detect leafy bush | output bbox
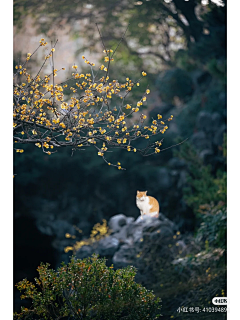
[14,255,161,320]
[132,227,226,319]
[174,139,226,217]
[196,204,226,249]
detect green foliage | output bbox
[174,140,226,216]
[14,255,161,320]
[196,204,226,248]
[134,228,226,319]
[174,136,226,250]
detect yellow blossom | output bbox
[142,71,147,76]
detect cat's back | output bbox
[148,196,159,213]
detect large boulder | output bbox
[112,244,137,269]
[108,214,129,233]
[97,236,120,256]
[196,111,213,133]
[191,131,212,151]
[74,213,180,271]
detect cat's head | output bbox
[136,190,147,200]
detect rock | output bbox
[111,225,128,243]
[127,216,157,244]
[177,170,188,189]
[112,244,136,269]
[199,149,214,164]
[175,240,187,253]
[213,124,226,146]
[142,220,162,233]
[74,212,178,270]
[150,226,174,241]
[170,170,180,186]
[211,112,223,132]
[108,214,127,233]
[168,157,187,169]
[127,220,143,243]
[196,111,212,133]
[126,217,135,224]
[158,213,176,230]
[97,236,120,256]
[191,131,212,151]
[75,245,95,260]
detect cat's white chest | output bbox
[136,196,151,214]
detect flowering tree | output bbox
[13,32,175,170]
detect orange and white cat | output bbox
[136,191,159,218]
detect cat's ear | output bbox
[145,191,147,195]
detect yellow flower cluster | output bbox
[39,38,48,46]
[13,39,174,168]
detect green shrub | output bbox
[174,139,226,217]
[14,255,161,320]
[196,204,226,249]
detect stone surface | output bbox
[97,236,120,256]
[112,244,136,269]
[108,214,127,233]
[196,111,213,133]
[213,124,226,146]
[75,245,95,260]
[211,112,223,132]
[191,131,212,150]
[168,157,187,169]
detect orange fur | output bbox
[136,191,159,218]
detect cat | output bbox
[136,190,159,219]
